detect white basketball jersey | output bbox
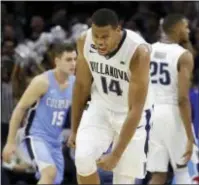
[84,29,153,112]
[150,42,187,105]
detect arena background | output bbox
[1,1,199,184]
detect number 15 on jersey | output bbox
[52,111,65,127]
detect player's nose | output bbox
[72,61,76,67]
[96,39,105,47]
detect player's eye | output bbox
[102,35,109,39]
[66,58,72,62]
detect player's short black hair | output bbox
[162,14,185,34]
[91,8,119,28]
[54,43,76,57]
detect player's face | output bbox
[91,24,120,56]
[56,51,77,75]
[179,19,190,42]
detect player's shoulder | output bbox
[126,29,151,53]
[169,42,186,51]
[172,43,190,62]
[179,49,193,63]
[174,43,187,52]
[152,42,187,54]
[30,71,49,90]
[125,29,147,44]
[152,41,160,47]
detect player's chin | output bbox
[181,36,189,43]
[68,69,75,75]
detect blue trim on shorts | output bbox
[25,137,39,171]
[144,108,152,156]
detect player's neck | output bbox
[54,69,69,85]
[109,30,123,54]
[160,33,180,44]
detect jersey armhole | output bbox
[127,42,150,71]
[41,72,50,96]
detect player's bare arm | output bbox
[178,51,194,162]
[7,75,48,144]
[3,74,48,163]
[71,35,93,135]
[112,44,151,159]
[180,41,195,57]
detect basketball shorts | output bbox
[75,101,153,178]
[17,132,64,184]
[147,104,189,172]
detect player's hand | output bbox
[2,143,17,163]
[183,139,193,163]
[67,132,76,148]
[96,153,120,171]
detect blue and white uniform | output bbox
[18,70,75,184]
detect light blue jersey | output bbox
[24,70,75,146]
[21,70,75,184]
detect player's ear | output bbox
[116,25,121,33]
[54,56,60,64]
[172,25,179,36]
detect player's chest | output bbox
[47,86,72,99]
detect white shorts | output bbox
[75,101,153,178]
[147,104,188,172]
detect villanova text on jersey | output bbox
[89,61,129,82]
[25,70,75,146]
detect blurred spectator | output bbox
[2,22,24,44]
[51,9,68,30]
[126,11,159,43]
[1,64,15,149]
[29,16,45,41]
[13,2,26,26]
[3,24,16,41]
[2,40,15,57]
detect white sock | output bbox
[174,167,192,184]
[113,173,135,184]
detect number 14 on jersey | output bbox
[100,76,123,96]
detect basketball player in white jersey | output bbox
[68,8,154,184]
[147,14,195,184]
